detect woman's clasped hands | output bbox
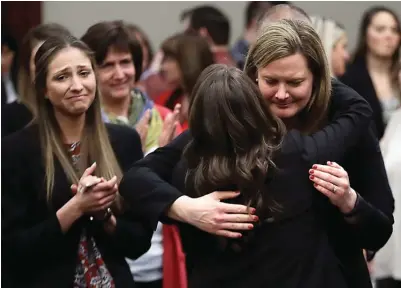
[70,162,118,219]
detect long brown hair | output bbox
[352,6,401,93]
[184,64,285,213]
[34,35,123,211]
[161,32,214,110]
[245,19,332,133]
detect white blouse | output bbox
[373,109,401,281]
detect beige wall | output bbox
[43,1,401,52]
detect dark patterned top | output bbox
[65,142,115,288]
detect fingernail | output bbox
[312,165,317,169]
[327,161,332,165]
[253,216,259,221]
[92,162,96,167]
[314,183,318,187]
[309,169,314,174]
[248,224,254,229]
[251,208,256,214]
[309,175,314,179]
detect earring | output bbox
[255,78,259,82]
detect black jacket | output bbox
[340,57,386,139]
[2,123,153,288]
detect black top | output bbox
[1,123,153,288]
[119,79,394,287]
[1,100,33,138]
[340,57,386,139]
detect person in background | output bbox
[1,27,20,138]
[311,16,350,77]
[2,23,72,138]
[373,61,401,288]
[1,27,19,106]
[256,3,311,28]
[2,34,152,288]
[231,1,289,69]
[340,6,401,139]
[156,32,215,130]
[81,20,183,288]
[138,5,233,104]
[180,8,193,31]
[187,5,235,66]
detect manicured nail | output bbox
[312,165,317,169]
[314,183,318,187]
[309,175,314,179]
[309,169,314,174]
[248,224,254,229]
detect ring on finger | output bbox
[332,184,337,193]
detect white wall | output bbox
[43,1,401,52]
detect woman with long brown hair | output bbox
[340,6,401,140]
[2,34,152,287]
[156,32,214,130]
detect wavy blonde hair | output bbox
[244,19,332,133]
[34,35,124,212]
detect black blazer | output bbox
[340,57,386,139]
[1,123,153,288]
[119,79,394,287]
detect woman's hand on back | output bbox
[168,191,259,238]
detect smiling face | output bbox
[97,47,136,102]
[45,46,96,116]
[257,53,314,120]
